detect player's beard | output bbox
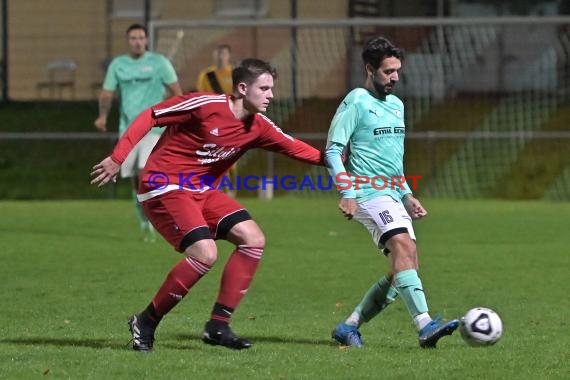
[373,79,395,98]
[130,45,146,58]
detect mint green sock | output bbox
[353,276,399,324]
[394,269,429,318]
[386,285,399,303]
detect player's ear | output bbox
[365,63,375,77]
[237,82,247,96]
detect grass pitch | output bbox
[0,198,568,379]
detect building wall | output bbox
[9,1,106,100]
[8,0,348,100]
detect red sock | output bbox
[151,256,211,316]
[211,246,263,322]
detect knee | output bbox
[242,230,266,248]
[185,239,218,266]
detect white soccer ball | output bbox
[460,307,503,346]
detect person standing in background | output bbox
[196,44,238,196]
[196,44,233,95]
[94,23,182,242]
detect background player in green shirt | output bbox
[94,24,182,241]
[326,36,459,348]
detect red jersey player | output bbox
[91,59,323,352]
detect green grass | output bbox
[0,198,569,379]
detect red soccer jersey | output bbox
[110,93,323,198]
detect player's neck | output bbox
[229,97,253,120]
[365,84,386,101]
[129,51,146,60]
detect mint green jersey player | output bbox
[103,51,178,136]
[329,37,459,351]
[326,87,412,203]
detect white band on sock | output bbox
[345,311,360,327]
[414,312,432,331]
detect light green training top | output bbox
[326,88,413,203]
[103,51,178,136]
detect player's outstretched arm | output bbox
[256,117,323,165]
[265,136,324,166]
[109,108,158,164]
[90,157,120,187]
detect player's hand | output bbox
[403,194,427,220]
[339,198,357,220]
[94,116,107,132]
[90,156,119,187]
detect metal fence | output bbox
[1,16,569,200]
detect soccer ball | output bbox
[460,307,503,346]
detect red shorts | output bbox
[141,190,251,252]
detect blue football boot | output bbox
[331,322,363,348]
[418,316,459,348]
